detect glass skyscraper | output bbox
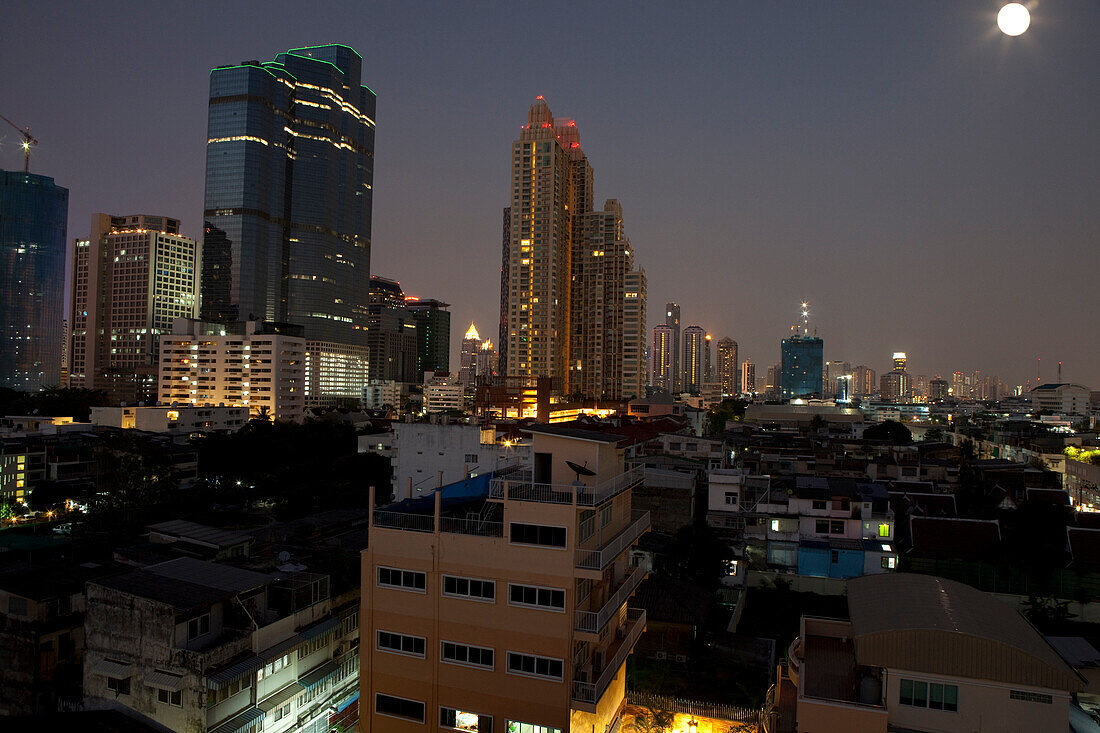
[202,44,375,346]
[0,170,68,391]
[780,334,824,398]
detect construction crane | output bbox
[0,114,38,172]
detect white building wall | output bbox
[390,423,530,500]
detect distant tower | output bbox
[459,324,482,385]
[682,326,707,393]
[741,360,756,396]
[716,338,739,396]
[650,325,674,392]
[665,303,681,391]
[779,302,823,398]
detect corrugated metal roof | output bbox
[257,682,304,712]
[209,706,264,733]
[298,615,340,640]
[206,655,263,688]
[145,670,185,691]
[297,659,339,690]
[146,557,274,593]
[92,658,132,677]
[147,520,252,548]
[848,574,1085,692]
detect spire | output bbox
[464,323,480,341]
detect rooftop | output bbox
[147,519,252,549]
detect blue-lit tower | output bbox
[0,170,68,391]
[780,302,823,399]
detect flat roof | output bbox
[524,425,627,444]
[148,519,252,549]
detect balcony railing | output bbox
[574,565,646,634]
[489,465,644,507]
[372,510,433,533]
[576,511,650,571]
[438,516,504,537]
[572,608,646,706]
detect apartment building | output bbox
[158,319,305,421]
[84,557,358,733]
[707,472,896,579]
[89,405,249,434]
[361,426,650,732]
[777,573,1085,732]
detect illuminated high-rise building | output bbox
[741,360,756,396]
[69,214,197,404]
[502,97,591,393]
[893,352,908,372]
[650,325,673,392]
[622,269,647,399]
[405,297,451,380]
[363,277,417,385]
[682,326,707,393]
[502,98,645,399]
[824,360,852,397]
[0,170,68,392]
[716,338,738,396]
[202,44,374,400]
[459,323,482,386]
[665,303,681,391]
[929,377,949,402]
[852,365,877,398]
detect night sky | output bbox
[3,1,1097,387]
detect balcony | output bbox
[571,608,646,712]
[574,565,646,635]
[489,465,644,507]
[576,511,650,572]
[371,507,505,538]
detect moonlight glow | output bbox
[998,3,1030,36]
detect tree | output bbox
[628,707,674,733]
[808,414,827,432]
[705,398,747,436]
[863,420,912,444]
[0,500,17,520]
[662,523,734,589]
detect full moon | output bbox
[998,3,1030,36]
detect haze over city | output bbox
[2,0,1097,384]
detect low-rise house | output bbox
[778,573,1086,732]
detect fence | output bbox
[626,691,762,724]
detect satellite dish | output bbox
[277,551,291,563]
[566,460,596,482]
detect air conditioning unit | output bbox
[654,651,667,660]
[675,655,687,663]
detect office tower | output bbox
[622,269,647,399]
[650,325,673,392]
[741,360,756,396]
[704,333,713,383]
[0,170,68,391]
[780,335,824,398]
[159,319,305,420]
[405,298,451,380]
[475,338,498,382]
[459,324,482,386]
[665,302,681,390]
[60,320,69,386]
[952,371,967,399]
[824,360,851,398]
[929,377,949,402]
[765,364,779,397]
[879,371,911,402]
[681,326,707,393]
[502,97,592,393]
[364,276,417,385]
[913,374,929,400]
[361,427,649,732]
[572,200,646,400]
[717,338,738,396]
[202,44,374,399]
[69,214,198,404]
[851,365,876,398]
[892,352,907,372]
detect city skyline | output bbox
[2,2,1097,386]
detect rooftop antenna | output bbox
[1058,361,1062,382]
[0,114,38,172]
[1036,357,1041,384]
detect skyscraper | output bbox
[665,302,681,391]
[0,170,68,391]
[572,200,646,399]
[780,335,824,398]
[682,325,707,393]
[404,298,451,380]
[824,360,852,398]
[853,365,877,398]
[716,338,739,396]
[622,269,647,399]
[502,97,591,392]
[459,324,482,386]
[892,352,907,372]
[502,98,645,399]
[70,214,198,403]
[364,276,417,384]
[741,360,756,396]
[650,325,673,392]
[202,44,375,398]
